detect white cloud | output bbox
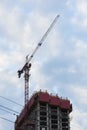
[0,1,87,130]
[63,84,87,112]
[66,0,73,9]
[73,39,87,59]
[0,120,4,130]
[0,3,22,38]
[71,16,87,30]
[71,107,87,130]
[71,86,87,104]
[76,0,87,16]
[5,8,22,38]
[46,31,61,58]
[31,61,49,90]
[71,0,87,30]
[64,38,87,75]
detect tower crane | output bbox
[18,14,60,106]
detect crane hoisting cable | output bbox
[18,14,60,105]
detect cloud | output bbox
[66,0,74,9]
[0,0,87,130]
[0,120,4,130]
[71,108,87,130]
[76,0,87,16]
[69,85,87,105]
[0,2,22,38]
[71,0,87,30]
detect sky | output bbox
[0,0,87,130]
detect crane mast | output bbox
[18,14,60,106]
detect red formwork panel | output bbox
[49,96,60,106]
[60,99,71,110]
[38,92,49,103]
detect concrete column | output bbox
[37,102,40,130]
[57,107,59,130]
[46,103,49,130]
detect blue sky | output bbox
[0,0,87,130]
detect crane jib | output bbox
[27,15,60,63]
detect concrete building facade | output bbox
[15,91,72,130]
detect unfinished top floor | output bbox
[15,90,72,130]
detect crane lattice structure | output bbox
[18,14,60,105]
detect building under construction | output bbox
[15,15,72,130]
[15,90,72,130]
